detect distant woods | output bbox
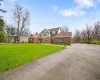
[73,21,100,44]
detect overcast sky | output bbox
[2,0,100,34]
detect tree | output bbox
[13,4,30,42]
[0,18,4,30]
[0,18,5,42]
[85,25,94,43]
[0,0,6,43]
[62,25,69,32]
[5,24,17,43]
[0,0,6,18]
[21,28,30,36]
[0,30,5,42]
[93,21,100,40]
[80,29,86,41]
[73,21,100,44]
[73,29,80,42]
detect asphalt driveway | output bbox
[1,44,100,80]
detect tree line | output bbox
[0,0,30,43]
[73,21,100,44]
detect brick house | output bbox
[53,32,72,45]
[39,27,63,43]
[29,27,72,45]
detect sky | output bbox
[1,0,100,34]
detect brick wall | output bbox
[53,37,71,45]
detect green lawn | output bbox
[0,43,64,73]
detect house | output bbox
[39,27,63,43]
[53,32,72,45]
[28,33,40,43]
[29,27,72,45]
[33,32,40,43]
[10,35,29,43]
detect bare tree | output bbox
[62,25,69,32]
[93,21,100,40]
[21,28,30,36]
[85,25,94,43]
[73,29,80,42]
[80,29,86,41]
[73,21,100,44]
[13,4,30,42]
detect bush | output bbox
[79,40,100,45]
[91,40,100,44]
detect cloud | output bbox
[60,0,96,17]
[75,0,95,8]
[61,8,86,17]
[52,5,58,12]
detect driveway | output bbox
[1,44,100,80]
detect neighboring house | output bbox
[28,34,34,43]
[20,36,29,43]
[10,35,29,43]
[28,33,40,43]
[39,27,63,43]
[33,33,39,43]
[53,32,72,45]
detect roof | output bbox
[48,27,61,33]
[54,32,72,38]
[40,27,61,34]
[29,33,39,39]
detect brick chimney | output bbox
[36,32,38,35]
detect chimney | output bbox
[36,32,38,35]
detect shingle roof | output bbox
[54,32,72,38]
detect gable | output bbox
[58,28,62,34]
[42,29,49,34]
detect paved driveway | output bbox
[1,44,100,80]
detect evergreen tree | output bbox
[0,0,6,42]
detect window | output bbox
[60,38,63,42]
[52,30,56,34]
[44,33,46,36]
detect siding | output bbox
[20,37,29,42]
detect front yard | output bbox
[0,43,64,73]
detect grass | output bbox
[0,43,64,73]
